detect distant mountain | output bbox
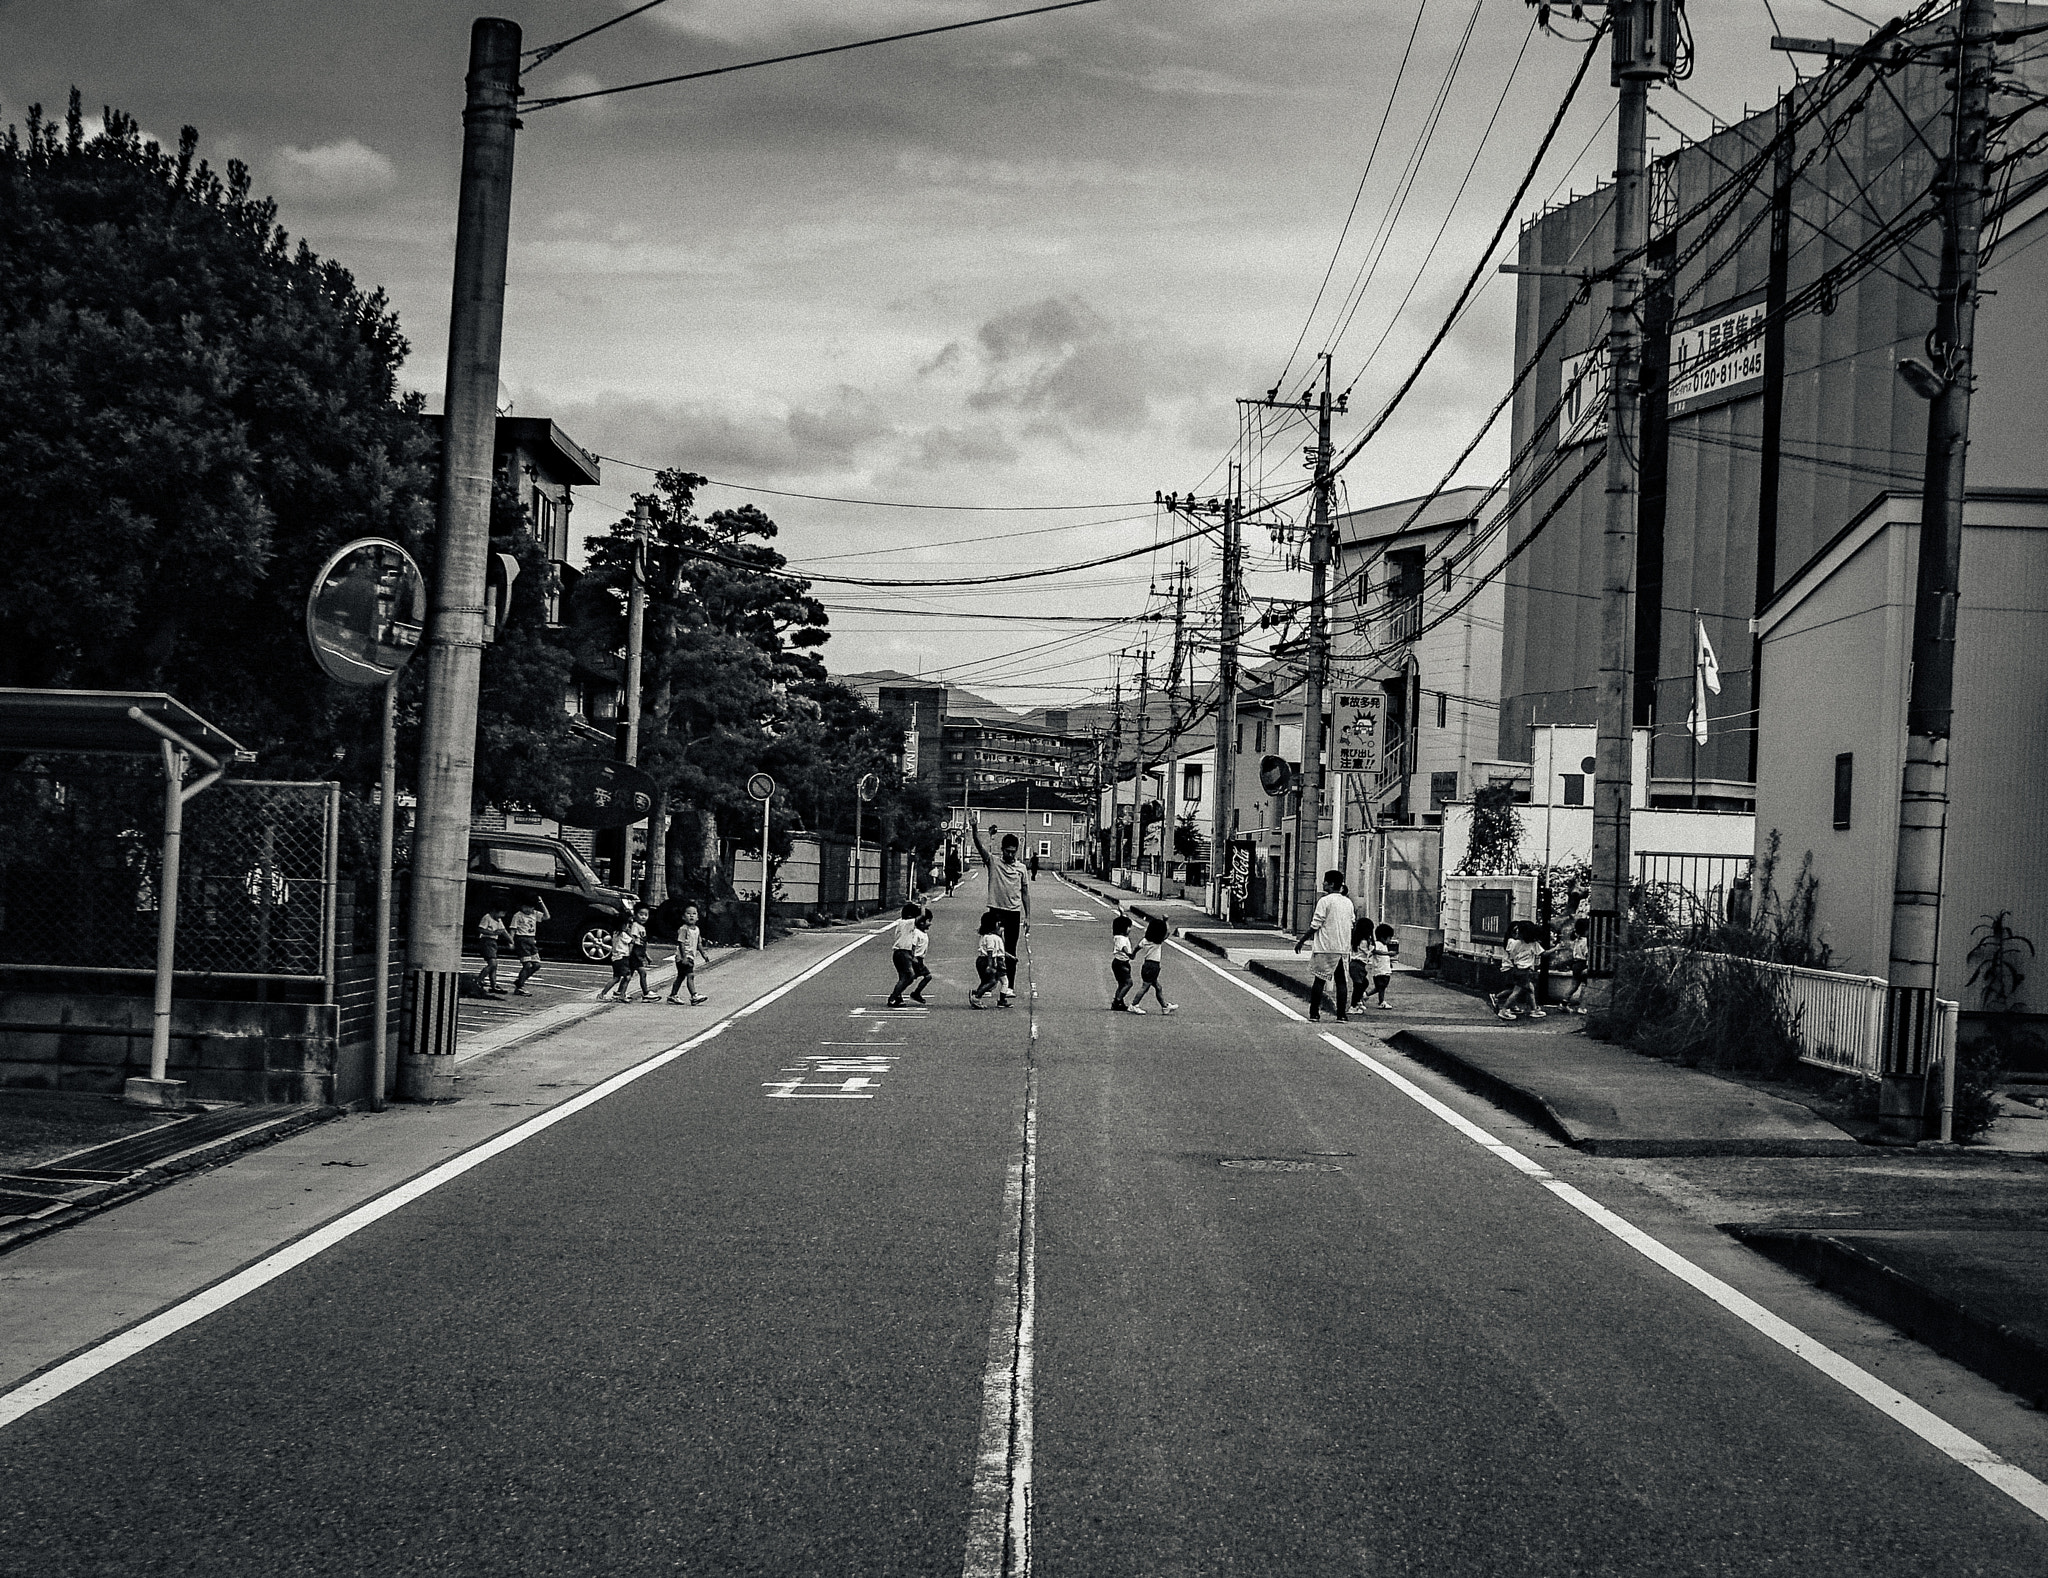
[838,669,1015,721]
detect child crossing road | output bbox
[1108,914,1136,1011]
[969,910,1010,1008]
[1129,914,1176,1014]
[884,903,929,1008]
[665,903,712,1005]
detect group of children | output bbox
[880,901,1019,1010]
[473,900,713,1006]
[1107,912,1176,1014]
[1489,916,1591,1020]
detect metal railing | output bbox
[1676,953,1957,1084]
[1634,851,1753,925]
[1375,732,1408,798]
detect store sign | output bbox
[1332,691,1385,774]
[1668,296,1767,418]
[1228,844,1252,900]
[1557,346,1608,450]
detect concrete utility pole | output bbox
[1882,0,1997,1141]
[404,16,521,1100]
[608,496,650,893]
[1213,475,1243,920]
[1587,0,1674,961]
[1292,354,1336,934]
[1107,659,1125,873]
[1132,645,1151,885]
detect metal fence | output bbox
[0,769,339,982]
[1634,851,1753,926]
[1667,952,1957,1084]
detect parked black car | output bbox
[464,832,638,961]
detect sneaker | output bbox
[1486,991,1502,1013]
[1335,1014,1348,1023]
[1128,1005,1147,1014]
[1526,1009,1548,1019]
[1497,1009,1519,1021]
[513,989,531,996]
[1111,1002,1128,1012]
[1309,1013,1322,1023]
[1164,1004,1177,1015]
[690,995,709,1005]
[970,995,986,1009]
[1377,1001,1393,1010]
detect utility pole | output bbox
[1132,644,1152,887]
[1107,659,1125,874]
[1213,472,1242,921]
[1294,354,1336,934]
[1583,0,1675,968]
[1882,0,1997,1142]
[607,495,650,893]
[404,16,521,1101]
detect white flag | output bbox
[1686,614,1721,745]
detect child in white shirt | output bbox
[1109,914,1136,1011]
[969,911,1009,1008]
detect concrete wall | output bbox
[1755,499,2048,992]
[0,992,337,1105]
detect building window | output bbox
[1833,753,1853,830]
[1436,690,1448,729]
[1430,771,1457,810]
[1561,773,1585,807]
[1182,763,1203,803]
[1043,812,1052,827]
[1256,720,1267,753]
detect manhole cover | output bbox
[1219,1158,1344,1173]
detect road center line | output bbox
[1311,1030,2048,1526]
[0,926,882,1434]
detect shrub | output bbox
[1590,946,1804,1077]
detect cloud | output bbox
[656,0,979,48]
[269,138,396,202]
[545,386,898,480]
[958,294,1183,437]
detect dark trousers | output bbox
[974,956,1003,997]
[1308,967,1348,1019]
[1111,958,1133,1006]
[992,908,1021,985]
[888,948,930,1004]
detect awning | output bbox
[0,688,248,768]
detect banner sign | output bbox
[1332,691,1385,774]
[1557,346,1608,450]
[1228,843,1252,901]
[1668,294,1767,418]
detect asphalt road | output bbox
[4,883,2048,1575]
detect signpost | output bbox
[853,771,879,918]
[748,772,775,950]
[306,537,426,1112]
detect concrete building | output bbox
[1333,485,1502,827]
[1500,20,2048,807]
[1751,490,2048,999]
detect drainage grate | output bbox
[1219,1158,1345,1173]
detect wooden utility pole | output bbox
[404,16,521,1101]
[1132,645,1152,884]
[1882,0,1998,1141]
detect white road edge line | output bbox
[0,927,883,1434]
[1314,1030,2048,1526]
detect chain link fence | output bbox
[0,768,339,981]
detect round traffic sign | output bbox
[306,538,427,688]
[747,772,775,802]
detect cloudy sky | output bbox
[7,0,1857,710]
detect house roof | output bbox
[1334,484,1491,549]
[421,414,602,487]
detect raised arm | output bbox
[970,818,993,864]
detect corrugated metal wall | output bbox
[1499,8,2048,793]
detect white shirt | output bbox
[1309,893,1356,956]
[911,928,929,959]
[890,917,920,949]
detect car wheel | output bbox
[577,922,614,962]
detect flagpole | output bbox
[1691,610,1701,809]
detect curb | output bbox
[1382,1027,1582,1147]
[0,1104,343,1258]
[1728,1226,2048,1409]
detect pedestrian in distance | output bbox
[508,894,548,994]
[908,909,933,1004]
[1557,918,1590,1014]
[1028,850,1041,880]
[970,823,1031,1006]
[1130,913,1176,1014]
[1293,869,1354,1022]
[969,909,1009,1008]
[1489,920,1546,1020]
[885,902,926,1007]
[1108,913,1136,1010]
[944,842,962,897]
[666,902,712,1005]
[476,905,510,996]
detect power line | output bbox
[526,0,671,66]
[596,455,1146,511]
[522,0,1109,111]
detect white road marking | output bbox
[0,926,882,1434]
[1312,1031,2048,1526]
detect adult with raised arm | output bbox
[971,820,1031,1006]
